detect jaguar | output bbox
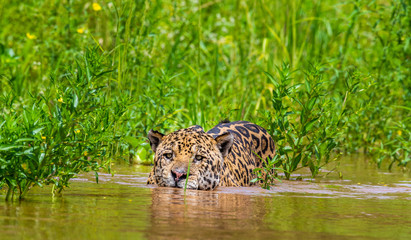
[147,121,276,190]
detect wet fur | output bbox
[147,121,276,190]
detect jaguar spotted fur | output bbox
[147,121,276,190]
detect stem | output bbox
[184,159,192,193]
[20,182,33,200]
[52,184,55,198]
[18,184,22,200]
[11,187,15,201]
[5,185,12,201]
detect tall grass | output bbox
[0,0,409,197]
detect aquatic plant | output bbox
[251,155,282,190]
[256,63,348,180]
[0,47,128,200]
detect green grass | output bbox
[0,0,409,198]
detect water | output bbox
[1,157,410,239]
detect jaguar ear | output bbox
[187,125,205,133]
[214,132,234,158]
[148,130,164,152]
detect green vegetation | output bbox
[251,155,282,189]
[0,47,122,200]
[0,0,409,198]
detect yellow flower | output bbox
[58,97,63,103]
[21,163,28,170]
[75,129,80,134]
[397,130,402,136]
[26,33,37,40]
[41,136,46,140]
[84,151,88,156]
[92,3,102,11]
[77,28,85,34]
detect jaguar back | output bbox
[207,121,276,187]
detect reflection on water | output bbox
[148,188,264,239]
[0,157,410,240]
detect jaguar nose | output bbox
[171,170,187,182]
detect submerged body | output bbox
[147,121,276,190]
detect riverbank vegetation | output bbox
[0,0,409,198]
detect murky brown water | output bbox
[1,156,410,239]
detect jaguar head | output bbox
[148,126,233,190]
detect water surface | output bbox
[1,157,410,239]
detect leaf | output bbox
[305,79,311,92]
[289,83,303,92]
[0,157,7,165]
[393,105,411,111]
[95,69,115,78]
[292,96,304,109]
[15,138,37,143]
[314,145,321,160]
[282,146,293,152]
[304,117,319,133]
[95,171,99,184]
[301,154,310,167]
[38,153,45,165]
[73,93,79,108]
[263,71,279,87]
[285,134,295,148]
[84,55,92,82]
[0,120,6,129]
[123,136,141,148]
[5,177,17,186]
[250,178,260,183]
[291,153,302,171]
[306,97,317,111]
[32,126,45,135]
[0,145,25,151]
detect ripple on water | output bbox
[1,158,410,240]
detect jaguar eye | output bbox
[164,153,173,159]
[194,155,204,161]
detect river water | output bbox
[1,157,410,239]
